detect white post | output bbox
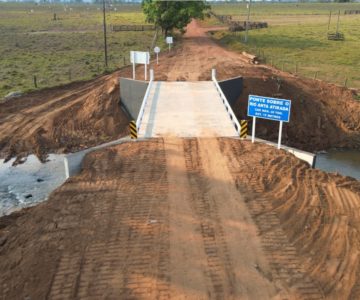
[278,121,283,149]
[150,69,154,81]
[64,157,70,179]
[156,53,159,65]
[131,51,135,79]
[252,117,256,143]
[211,69,216,81]
[145,63,147,81]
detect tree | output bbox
[142,0,210,36]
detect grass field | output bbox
[205,3,360,89]
[0,3,162,98]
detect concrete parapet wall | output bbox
[218,76,243,106]
[249,137,316,167]
[120,78,149,120]
[64,137,147,178]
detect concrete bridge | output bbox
[138,81,238,138]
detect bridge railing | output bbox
[211,69,241,136]
[136,69,154,132]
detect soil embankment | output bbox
[1,138,360,298]
[0,72,130,163]
[0,20,359,162]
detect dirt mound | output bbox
[219,138,360,299]
[0,70,131,163]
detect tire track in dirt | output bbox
[183,138,236,299]
[219,138,325,299]
[8,139,172,300]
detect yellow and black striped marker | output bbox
[129,120,137,139]
[240,120,248,138]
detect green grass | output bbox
[0,3,164,98]
[206,3,360,89]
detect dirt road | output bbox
[3,138,348,299]
[2,138,359,298]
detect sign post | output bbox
[166,36,173,51]
[130,51,150,80]
[247,95,291,149]
[278,121,283,149]
[154,46,160,65]
[252,117,256,143]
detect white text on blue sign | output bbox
[247,95,291,122]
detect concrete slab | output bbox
[138,81,238,138]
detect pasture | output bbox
[206,3,360,89]
[0,3,158,98]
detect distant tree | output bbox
[142,0,210,36]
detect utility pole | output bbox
[327,10,332,31]
[336,9,340,34]
[245,0,252,43]
[102,0,108,68]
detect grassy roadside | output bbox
[0,3,162,98]
[203,3,360,89]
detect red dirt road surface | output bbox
[1,138,360,299]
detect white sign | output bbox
[130,51,149,65]
[154,47,160,65]
[166,36,173,44]
[130,51,150,80]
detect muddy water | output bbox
[315,150,360,180]
[0,155,67,216]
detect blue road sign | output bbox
[247,95,291,122]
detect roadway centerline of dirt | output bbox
[165,137,286,298]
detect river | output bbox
[315,150,360,180]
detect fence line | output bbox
[111,24,155,32]
[241,44,357,90]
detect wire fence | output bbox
[241,44,357,90]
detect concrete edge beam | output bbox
[63,137,147,179]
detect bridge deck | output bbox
[138,81,238,138]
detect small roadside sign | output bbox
[166,36,173,51]
[247,95,292,149]
[154,46,160,65]
[166,36,173,44]
[130,51,150,80]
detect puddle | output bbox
[0,154,67,216]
